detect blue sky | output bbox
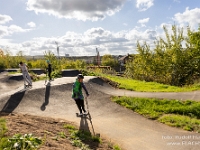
[0,0,200,56]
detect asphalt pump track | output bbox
[0,73,200,150]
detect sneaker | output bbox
[84,111,88,115]
[79,113,83,116]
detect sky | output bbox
[0,0,200,56]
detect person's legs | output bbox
[22,73,27,88]
[25,73,32,85]
[75,99,82,114]
[28,74,32,85]
[48,71,52,80]
[80,100,86,113]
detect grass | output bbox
[112,96,200,132]
[158,114,200,132]
[58,131,66,138]
[64,124,100,150]
[64,124,120,150]
[113,145,121,150]
[0,118,7,137]
[8,71,20,74]
[0,118,42,149]
[0,118,121,150]
[4,134,42,149]
[0,118,8,149]
[98,74,200,92]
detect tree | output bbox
[125,25,200,86]
[0,49,4,57]
[0,49,5,69]
[44,50,60,71]
[101,54,119,69]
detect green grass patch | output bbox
[158,115,200,132]
[0,118,9,149]
[98,74,200,92]
[58,131,66,138]
[4,133,42,149]
[8,71,20,74]
[82,67,200,92]
[112,96,200,132]
[0,118,7,138]
[64,124,101,150]
[113,145,121,150]
[0,118,42,150]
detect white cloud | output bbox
[9,25,28,33]
[0,14,12,24]
[26,0,126,21]
[123,23,128,26]
[137,18,149,27]
[136,0,154,11]
[174,0,181,3]
[173,7,200,29]
[0,27,159,56]
[138,18,149,24]
[27,22,36,28]
[0,25,31,38]
[125,28,156,41]
[159,23,171,28]
[0,25,8,37]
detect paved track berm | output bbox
[0,71,200,150]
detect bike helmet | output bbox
[77,74,84,79]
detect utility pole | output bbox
[55,41,62,70]
[96,48,100,66]
[55,41,60,59]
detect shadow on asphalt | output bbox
[79,113,100,149]
[0,90,25,113]
[89,77,104,86]
[41,82,51,111]
[79,114,90,131]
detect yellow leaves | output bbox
[0,49,4,57]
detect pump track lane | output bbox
[0,76,200,150]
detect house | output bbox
[118,53,133,66]
[118,54,134,72]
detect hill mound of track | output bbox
[0,73,199,150]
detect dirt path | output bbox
[2,112,114,150]
[0,76,200,150]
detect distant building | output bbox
[25,55,45,60]
[118,54,133,72]
[118,54,132,66]
[65,54,69,57]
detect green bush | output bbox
[51,70,62,78]
[0,59,5,69]
[2,133,42,150]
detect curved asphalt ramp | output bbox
[89,77,200,101]
[0,72,23,95]
[0,76,200,150]
[0,69,81,95]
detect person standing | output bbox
[72,74,89,116]
[19,61,32,88]
[47,60,52,81]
